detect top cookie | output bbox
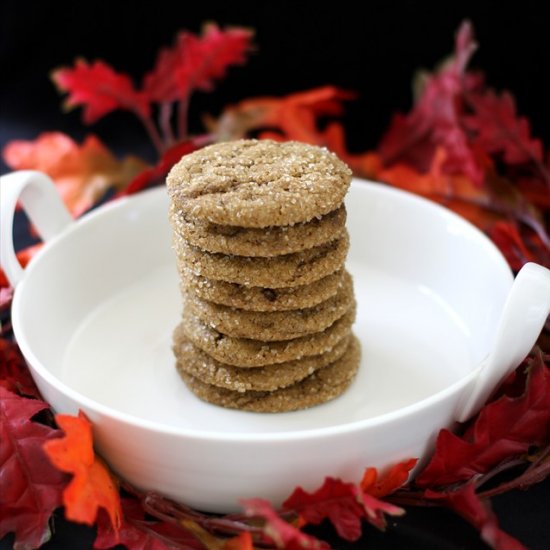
[166,139,352,228]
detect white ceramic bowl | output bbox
[2,170,550,512]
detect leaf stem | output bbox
[136,112,164,156]
[159,102,176,147]
[178,95,190,140]
[387,489,439,508]
[473,457,527,490]
[479,461,550,499]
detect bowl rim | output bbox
[12,179,512,443]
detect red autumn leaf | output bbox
[241,498,328,550]
[361,459,418,498]
[357,491,405,531]
[489,221,537,271]
[210,86,355,145]
[282,478,367,541]
[368,145,550,268]
[0,387,69,548]
[465,90,544,165]
[43,411,122,530]
[378,20,484,185]
[118,137,210,197]
[144,23,253,103]
[52,59,150,124]
[2,132,147,216]
[0,338,40,398]
[94,498,200,550]
[417,349,550,488]
[282,475,404,540]
[425,484,526,550]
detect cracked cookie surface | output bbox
[166,139,352,228]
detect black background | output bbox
[1,1,550,548]
[1,0,550,163]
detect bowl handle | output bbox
[0,170,73,287]
[456,262,550,422]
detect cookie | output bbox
[166,139,352,228]
[181,269,346,312]
[184,271,354,341]
[175,306,356,367]
[178,335,361,412]
[175,334,350,392]
[176,232,349,288]
[169,204,346,257]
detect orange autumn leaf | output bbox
[43,411,121,531]
[208,86,355,144]
[2,132,147,216]
[361,459,418,498]
[223,531,254,550]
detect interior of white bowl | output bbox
[13,179,513,435]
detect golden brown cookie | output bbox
[169,204,346,257]
[179,335,361,412]
[175,306,356,367]
[181,269,347,312]
[176,232,349,288]
[184,271,354,341]
[175,334,350,392]
[166,139,352,228]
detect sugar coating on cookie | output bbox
[167,138,360,413]
[169,203,346,257]
[184,271,354,341]
[166,139,353,228]
[175,306,356,367]
[176,232,349,288]
[181,269,347,312]
[179,335,361,412]
[175,335,351,392]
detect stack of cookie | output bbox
[167,139,360,412]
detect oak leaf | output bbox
[465,90,543,165]
[0,388,68,549]
[0,338,40,398]
[144,23,253,103]
[417,349,550,488]
[209,86,355,144]
[361,459,418,498]
[94,498,199,550]
[43,411,122,531]
[2,132,147,216]
[282,478,367,541]
[51,59,150,124]
[283,474,404,540]
[378,21,483,184]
